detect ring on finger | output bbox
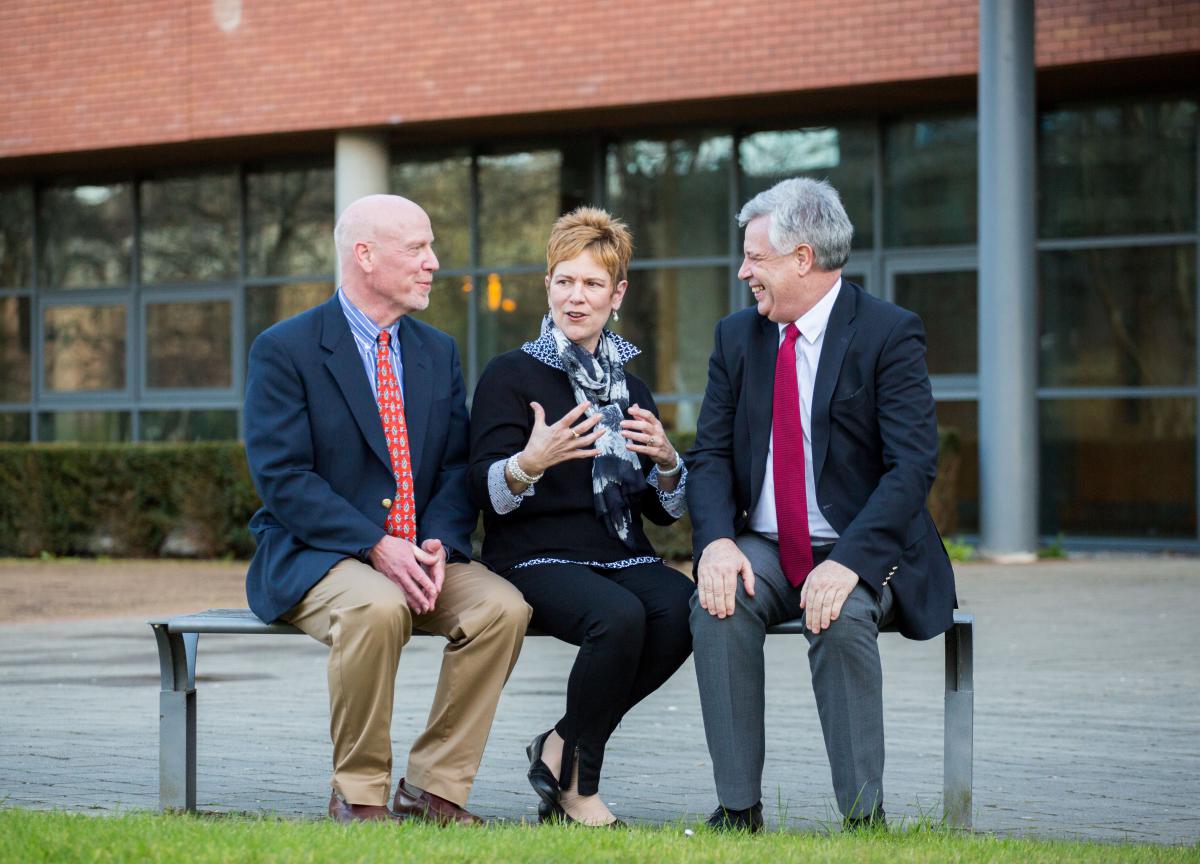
[571,428,580,439]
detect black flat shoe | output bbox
[526,730,562,813]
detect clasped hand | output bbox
[369,535,446,615]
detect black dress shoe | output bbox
[844,808,887,831]
[526,730,563,816]
[706,801,763,832]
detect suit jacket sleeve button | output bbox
[382,498,393,508]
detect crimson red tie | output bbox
[773,323,813,587]
[376,331,417,542]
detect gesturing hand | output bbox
[620,404,677,469]
[369,534,441,614]
[799,559,859,634]
[696,538,755,618]
[517,400,605,477]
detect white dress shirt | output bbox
[748,277,841,544]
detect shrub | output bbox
[0,443,258,558]
[0,427,959,561]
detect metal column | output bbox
[978,0,1038,560]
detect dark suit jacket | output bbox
[686,281,955,640]
[243,294,476,624]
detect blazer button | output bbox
[381,498,393,509]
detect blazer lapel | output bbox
[747,314,779,511]
[320,298,392,472]
[810,282,858,489]
[397,317,431,482]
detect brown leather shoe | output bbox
[392,777,484,826]
[328,791,404,824]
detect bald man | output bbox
[244,195,530,825]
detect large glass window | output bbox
[43,304,126,392]
[1040,99,1197,238]
[416,275,469,360]
[740,125,875,247]
[37,411,131,442]
[392,152,471,271]
[39,182,134,288]
[476,272,547,361]
[615,266,728,431]
[0,413,30,441]
[140,172,238,284]
[145,300,233,389]
[0,296,32,401]
[884,116,977,246]
[0,185,33,288]
[140,409,238,442]
[246,165,335,278]
[1040,245,1195,388]
[245,282,333,359]
[1040,398,1195,538]
[393,151,473,356]
[607,134,732,259]
[893,270,978,376]
[932,400,978,536]
[478,145,592,267]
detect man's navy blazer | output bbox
[243,294,476,624]
[686,281,955,641]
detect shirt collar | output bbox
[522,326,642,370]
[337,287,400,351]
[779,277,842,345]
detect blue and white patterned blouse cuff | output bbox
[488,458,535,514]
[647,463,688,519]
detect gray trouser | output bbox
[690,532,894,818]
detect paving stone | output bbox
[0,558,1197,843]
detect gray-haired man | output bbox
[687,178,956,830]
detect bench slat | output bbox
[157,607,973,637]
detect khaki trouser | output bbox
[282,557,530,807]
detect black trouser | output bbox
[505,560,695,796]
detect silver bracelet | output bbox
[656,450,683,477]
[507,452,544,485]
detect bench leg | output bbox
[152,624,197,812]
[943,618,974,829]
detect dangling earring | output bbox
[612,310,620,322]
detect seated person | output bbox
[468,207,695,826]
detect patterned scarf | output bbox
[544,315,647,546]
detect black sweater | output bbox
[468,349,678,574]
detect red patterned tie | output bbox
[375,331,417,542]
[773,323,813,587]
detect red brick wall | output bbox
[2,0,1197,158]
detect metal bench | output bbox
[150,608,974,827]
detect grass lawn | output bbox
[1,810,1195,864]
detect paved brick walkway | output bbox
[1,558,1197,844]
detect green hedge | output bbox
[0,429,958,560]
[0,443,259,558]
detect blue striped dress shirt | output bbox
[336,287,403,401]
